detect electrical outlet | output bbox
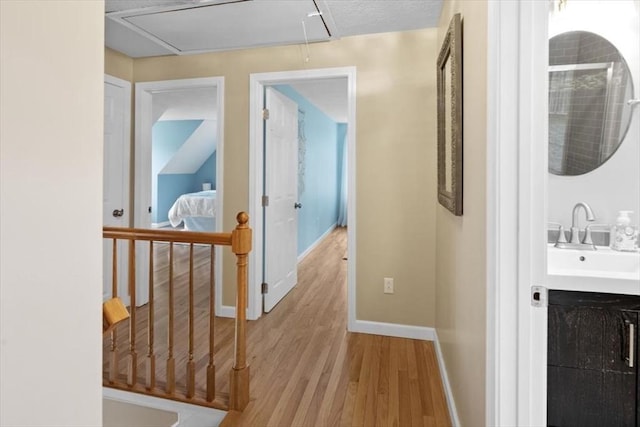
[384,277,394,294]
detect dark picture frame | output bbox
[437,13,463,216]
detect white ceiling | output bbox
[105,0,443,58]
[108,0,442,126]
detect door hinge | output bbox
[531,286,548,308]
[262,108,270,120]
[262,195,269,207]
[261,282,268,294]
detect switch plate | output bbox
[384,277,394,294]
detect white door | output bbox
[263,87,299,312]
[103,76,130,304]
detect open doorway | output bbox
[134,77,225,308]
[248,67,356,326]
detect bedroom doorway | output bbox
[134,77,225,307]
[248,67,356,326]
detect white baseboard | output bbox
[297,223,338,263]
[433,330,460,427]
[217,305,259,321]
[217,305,235,318]
[350,319,435,341]
[151,221,171,229]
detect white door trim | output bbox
[486,1,548,425]
[248,67,356,324]
[134,76,225,311]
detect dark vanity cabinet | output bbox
[548,291,640,427]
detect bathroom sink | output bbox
[548,244,640,281]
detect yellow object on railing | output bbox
[103,297,129,335]
[102,212,251,412]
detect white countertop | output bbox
[547,244,640,295]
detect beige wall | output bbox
[116,29,438,326]
[1,1,104,425]
[435,1,488,425]
[105,47,134,82]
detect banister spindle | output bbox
[206,244,216,402]
[127,239,137,387]
[186,243,196,399]
[229,212,252,411]
[109,238,119,383]
[166,242,175,394]
[146,240,156,390]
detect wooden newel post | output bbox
[230,212,252,411]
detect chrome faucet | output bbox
[570,202,595,243]
[554,202,597,250]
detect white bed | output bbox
[168,190,216,232]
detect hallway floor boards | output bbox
[222,227,450,427]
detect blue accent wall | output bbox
[157,174,194,224]
[195,151,216,190]
[274,85,341,256]
[336,123,348,201]
[151,120,202,223]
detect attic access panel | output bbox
[123,0,330,54]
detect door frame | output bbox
[248,67,356,323]
[134,76,225,310]
[104,74,132,304]
[486,1,548,425]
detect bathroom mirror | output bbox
[548,31,635,176]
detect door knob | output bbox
[294,203,302,209]
[112,209,124,217]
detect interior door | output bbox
[103,76,130,304]
[263,87,299,313]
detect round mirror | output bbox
[549,31,635,176]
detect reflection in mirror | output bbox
[549,31,634,176]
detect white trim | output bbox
[135,77,225,311]
[486,2,519,425]
[217,305,236,319]
[520,2,550,425]
[297,223,337,263]
[216,305,257,320]
[433,330,460,427]
[350,320,434,341]
[486,1,549,425]
[103,387,226,426]
[249,67,357,325]
[151,221,171,229]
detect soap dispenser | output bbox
[611,211,639,252]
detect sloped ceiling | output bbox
[153,86,218,175]
[290,78,347,123]
[153,87,218,122]
[160,120,217,174]
[105,0,443,58]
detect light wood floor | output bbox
[104,227,450,426]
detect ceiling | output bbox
[105,0,443,58]
[107,0,442,126]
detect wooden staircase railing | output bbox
[102,212,251,412]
